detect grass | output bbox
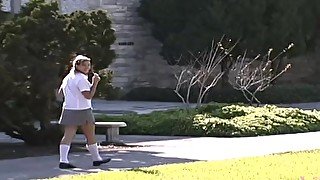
[49,149,320,180]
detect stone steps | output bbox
[111,24,146,31]
[111,18,145,25]
[99,0,176,90]
[100,5,139,12]
[110,11,139,18]
[114,30,151,38]
[101,0,140,7]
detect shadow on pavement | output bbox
[119,135,194,144]
[0,149,197,180]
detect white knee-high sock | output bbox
[59,144,70,163]
[87,143,103,161]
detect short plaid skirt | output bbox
[59,108,95,125]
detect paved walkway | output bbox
[91,100,196,115]
[1,132,320,179]
[1,100,320,179]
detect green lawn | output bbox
[50,149,320,180]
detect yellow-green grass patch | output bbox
[49,149,320,180]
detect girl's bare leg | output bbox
[81,122,111,166]
[59,125,77,166]
[80,122,96,145]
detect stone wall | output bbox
[59,0,88,13]
[2,0,52,13]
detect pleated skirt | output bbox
[59,108,95,125]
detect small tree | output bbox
[229,44,293,105]
[64,10,116,70]
[174,37,237,108]
[0,0,70,143]
[0,0,115,145]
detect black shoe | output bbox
[59,162,77,169]
[93,158,111,166]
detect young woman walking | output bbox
[57,54,110,169]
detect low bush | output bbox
[96,109,202,136]
[207,84,320,104]
[195,104,320,137]
[121,87,181,102]
[121,84,320,104]
[96,103,320,137]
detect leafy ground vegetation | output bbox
[96,103,320,137]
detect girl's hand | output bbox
[93,73,101,84]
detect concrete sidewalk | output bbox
[1,132,320,179]
[91,100,196,115]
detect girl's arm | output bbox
[81,73,100,99]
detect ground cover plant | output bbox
[96,103,320,137]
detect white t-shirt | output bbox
[61,73,92,110]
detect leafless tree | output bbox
[174,37,238,108]
[229,43,293,105]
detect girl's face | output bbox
[76,60,91,74]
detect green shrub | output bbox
[96,103,320,137]
[96,109,202,136]
[206,84,320,104]
[195,104,320,137]
[122,84,320,104]
[122,87,181,102]
[95,69,122,100]
[256,84,320,103]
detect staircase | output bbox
[99,0,176,91]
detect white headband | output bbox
[72,55,91,67]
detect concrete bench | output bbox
[95,122,127,145]
[47,120,127,145]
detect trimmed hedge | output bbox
[207,84,320,104]
[121,87,181,102]
[96,103,320,137]
[195,104,320,136]
[96,109,201,136]
[122,84,320,104]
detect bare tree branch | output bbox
[173,37,238,108]
[229,43,293,105]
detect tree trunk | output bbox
[220,61,229,88]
